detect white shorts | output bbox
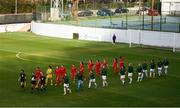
[164,66,168,69]
[128,73,133,77]
[150,69,155,73]
[158,67,162,71]
[143,69,147,73]
[90,79,96,83]
[120,75,125,79]
[64,83,69,88]
[138,73,142,76]
[102,75,107,80]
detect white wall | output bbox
[0,23,30,32]
[161,0,180,15]
[31,22,180,49]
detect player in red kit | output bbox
[35,66,42,88]
[120,56,125,68]
[113,58,118,76]
[102,59,108,69]
[60,65,66,85]
[88,59,94,76]
[55,66,60,86]
[71,64,77,82]
[79,61,85,78]
[95,60,101,77]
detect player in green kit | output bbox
[101,65,108,87]
[40,72,46,91]
[88,71,97,88]
[31,72,37,93]
[76,71,83,91]
[163,58,169,75]
[150,60,156,78]
[127,63,133,84]
[18,69,26,89]
[157,59,163,77]
[63,73,71,95]
[120,66,126,85]
[142,60,148,78]
[136,64,143,82]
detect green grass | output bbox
[0,32,180,107]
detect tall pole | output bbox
[142,0,144,30]
[61,0,64,19]
[160,0,162,31]
[139,0,141,29]
[139,0,141,17]
[151,0,154,31]
[126,0,128,29]
[15,0,17,14]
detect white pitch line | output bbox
[15,52,32,61]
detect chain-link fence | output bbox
[33,2,180,33]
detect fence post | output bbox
[179,22,180,33]
[173,33,176,52]
[142,10,144,30]
[160,15,162,31]
[139,29,141,46]
[122,20,123,29]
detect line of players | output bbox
[18,57,169,95]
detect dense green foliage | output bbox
[0,0,34,14]
[0,32,180,107]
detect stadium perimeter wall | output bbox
[0,23,30,32]
[31,22,180,49]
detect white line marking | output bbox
[15,52,32,61]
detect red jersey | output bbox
[79,63,84,72]
[113,60,118,73]
[71,65,76,80]
[96,61,101,73]
[102,61,108,69]
[36,68,41,80]
[55,68,60,76]
[60,66,66,77]
[88,62,94,72]
[71,65,76,76]
[79,63,84,76]
[120,58,124,68]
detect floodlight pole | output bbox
[160,0,162,31]
[126,0,128,29]
[142,0,144,30]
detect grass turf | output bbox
[0,32,180,107]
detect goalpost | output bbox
[128,29,178,52]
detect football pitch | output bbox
[0,32,180,107]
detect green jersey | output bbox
[90,72,95,79]
[150,62,156,69]
[64,75,69,84]
[120,68,125,75]
[142,63,147,70]
[76,73,83,81]
[136,66,143,73]
[128,66,133,73]
[101,68,107,76]
[163,59,169,66]
[157,61,162,68]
